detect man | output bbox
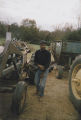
[34,40,51,97]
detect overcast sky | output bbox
[0,0,80,31]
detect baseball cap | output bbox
[40,40,47,45]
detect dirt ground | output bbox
[0,70,81,120]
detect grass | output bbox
[27,44,40,52]
[0,38,5,46]
[27,43,49,52]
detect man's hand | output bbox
[38,64,45,70]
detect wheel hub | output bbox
[72,64,81,99]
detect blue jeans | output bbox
[34,69,49,96]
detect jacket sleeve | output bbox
[44,52,51,69]
[34,51,38,65]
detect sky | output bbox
[0,0,80,31]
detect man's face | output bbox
[40,44,46,50]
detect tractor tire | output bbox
[11,81,27,115]
[69,55,81,113]
[57,65,63,79]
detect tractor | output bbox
[51,40,81,78]
[0,32,30,115]
[51,40,81,112]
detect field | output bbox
[0,38,5,46]
[27,44,40,52]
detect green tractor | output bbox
[51,40,81,112]
[51,40,81,79]
[69,55,81,113]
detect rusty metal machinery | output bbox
[51,40,81,78]
[51,40,81,112]
[69,55,81,113]
[0,36,30,114]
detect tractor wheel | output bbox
[11,81,27,115]
[56,65,63,79]
[69,55,81,113]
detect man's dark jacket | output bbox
[34,49,51,69]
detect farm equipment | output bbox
[0,34,30,114]
[26,53,38,84]
[51,40,81,78]
[69,55,81,113]
[51,40,81,112]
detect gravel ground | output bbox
[0,70,81,120]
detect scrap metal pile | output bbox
[0,38,30,114]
